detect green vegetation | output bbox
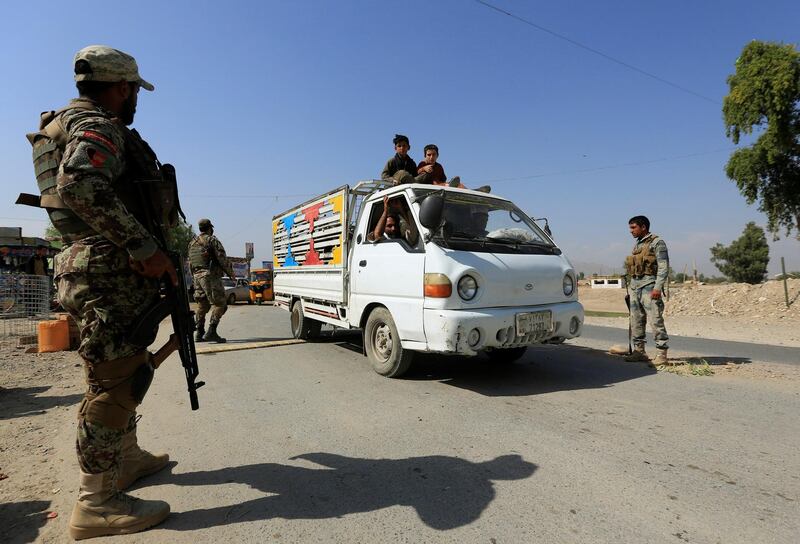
[584,310,628,318]
[723,41,800,238]
[167,220,195,258]
[710,222,770,284]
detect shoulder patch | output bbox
[81,130,119,154]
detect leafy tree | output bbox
[723,41,800,238]
[710,222,769,284]
[166,219,195,258]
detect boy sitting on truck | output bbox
[417,143,491,193]
[381,134,428,185]
[368,196,419,245]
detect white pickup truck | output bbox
[272,180,584,377]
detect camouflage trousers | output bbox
[629,283,669,350]
[76,416,135,473]
[57,270,159,474]
[193,272,227,326]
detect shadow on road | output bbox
[405,344,657,396]
[0,500,51,544]
[0,385,82,421]
[161,452,536,531]
[322,332,656,396]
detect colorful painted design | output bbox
[272,189,346,269]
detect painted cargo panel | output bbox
[272,187,347,271]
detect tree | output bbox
[710,222,769,284]
[723,41,800,238]
[167,219,195,258]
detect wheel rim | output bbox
[291,308,300,334]
[372,322,393,362]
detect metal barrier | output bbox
[0,273,53,345]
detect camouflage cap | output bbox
[198,218,213,230]
[73,45,154,91]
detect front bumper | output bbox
[422,301,584,356]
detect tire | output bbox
[290,301,321,339]
[486,346,528,364]
[227,293,236,305]
[256,299,263,306]
[364,307,414,378]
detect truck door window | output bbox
[364,195,422,252]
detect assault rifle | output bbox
[127,158,204,410]
[624,277,632,355]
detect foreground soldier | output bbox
[189,218,236,343]
[624,215,670,366]
[27,46,175,539]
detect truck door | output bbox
[349,194,426,343]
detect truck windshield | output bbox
[414,190,557,254]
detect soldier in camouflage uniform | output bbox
[624,215,670,366]
[188,218,236,343]
[25,46,174,539]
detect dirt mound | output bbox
[665,278,800,322]
[579,278,800,325]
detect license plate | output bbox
[515,311,552,335]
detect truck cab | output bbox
[273,181,583,377]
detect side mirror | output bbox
[418,194,444,230]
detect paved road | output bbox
[581,324,800,365]
[42,305,799,544]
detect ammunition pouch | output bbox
[78,351,155,429]
[625,236,659,277]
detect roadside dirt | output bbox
[579,278,800,347]
[0,346,83,544]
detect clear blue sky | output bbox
[1,0,798,275]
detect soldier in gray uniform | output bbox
[624,215,670,366]
[23,46,174,538]
[188,218,236,343]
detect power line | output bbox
[473,147,733,184]
[474,0,720,104]
[183,193,316,199]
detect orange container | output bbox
[38,320,70,353]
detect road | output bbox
[41,304,799,543]
[581,324,800,366]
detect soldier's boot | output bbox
[653,348,669,366]
[117,426,170,490]
[69,470,170,540]
[203,323,226,343]
[195,327,206,342]
[624,343,650,363]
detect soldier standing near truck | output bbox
[189,218,236,343]
[23,45,176,539]
[624,215,670,366]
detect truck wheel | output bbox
[486,346,528,363]
[291,301,321,339]
[365,307,413,378]
[227,293,236,305]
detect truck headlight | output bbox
[457,275,478,300]
[563,273,574,296]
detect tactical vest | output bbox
[19,101,182,244]
[188,235,212,270]
[624,234,660,277]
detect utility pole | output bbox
[782,257,790,308]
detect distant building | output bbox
[590,275,626,289]
[0,227,58,275]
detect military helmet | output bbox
[73,45,154,91]
[198,218,214,230]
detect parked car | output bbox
[222,277,250,304]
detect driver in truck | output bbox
[368,196,418,245]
